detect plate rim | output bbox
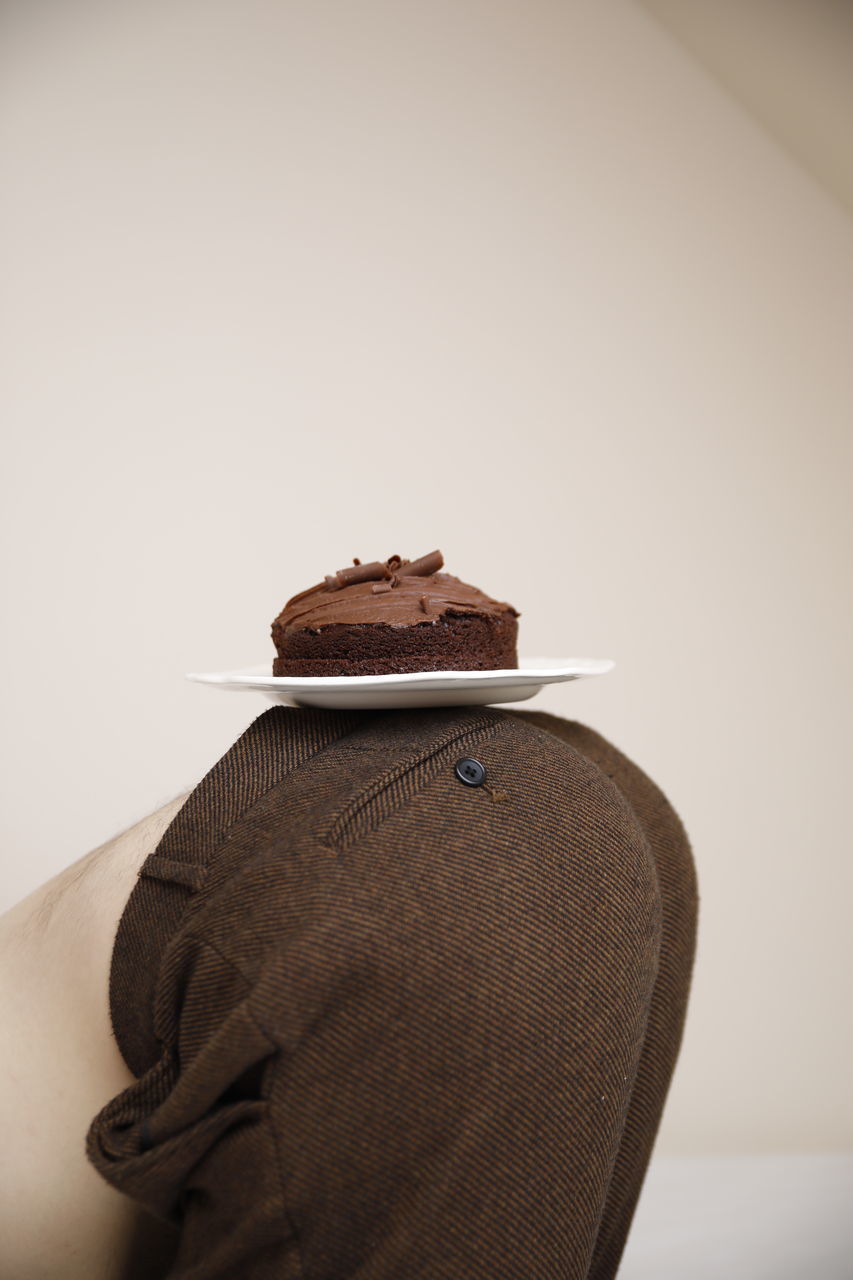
[186,656,616,689]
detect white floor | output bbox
[618,1153,853,1279]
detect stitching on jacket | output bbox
[319,716,505,852]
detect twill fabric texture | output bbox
[86,704,699,1279]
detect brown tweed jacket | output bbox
[86,703,698,1279]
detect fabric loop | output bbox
[139,855,208,892]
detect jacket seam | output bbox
[206,714,368,850]
[317,715,506,852]
[141,717,370,926]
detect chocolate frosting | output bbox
[274,552,520,631]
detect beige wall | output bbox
[639,0,853,219]
[1,0,851,1156]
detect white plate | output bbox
[185,657,615,710]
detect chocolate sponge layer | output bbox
[272,611,518,677]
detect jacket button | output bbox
[455,757,486,787]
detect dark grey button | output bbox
[455,757,486,787]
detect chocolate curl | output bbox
[399,549,443,578]
[371,581,393,594]
[323,550,442,590]
[419,595,430,614]
[325,559,389,590]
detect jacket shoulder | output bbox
[501,708,693,851]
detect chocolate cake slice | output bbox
[271,549,520,676]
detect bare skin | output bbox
[0,793,192,1279]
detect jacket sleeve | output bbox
[86,941,302,1279]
